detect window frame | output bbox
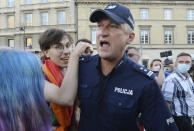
[187,30,194,44]
[25,13,33,26]
[140,29,150,44]
[7,15,15,28]
[187,9,194,20]
[7,0,14,7]
[164,9,172,20]
[91,28,97,45]
[140,8,148,20]
[25,37,33,48]
[25,0,32,4]
[57,11,66,24]
[164,29,173,44]
[8,39,15,48]
[41,12,48,25]
[41,0,48,3]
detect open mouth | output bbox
[100,41,110,48]
[60,57,69,61]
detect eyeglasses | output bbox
[51,43,72,52]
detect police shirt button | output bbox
[118,102,122,106]
[81,58,84,61]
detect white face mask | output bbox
[152,65,160,72]
[176,64,190,74]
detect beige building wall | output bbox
[0,0,76,52]
[76,0,194,65]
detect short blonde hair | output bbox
[122,23,133,34]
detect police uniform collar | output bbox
[130,60,155,79]
[95,54,128,70]
[114,54,128,69]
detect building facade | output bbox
[0,0,193,64]
[0,0,76,52]
[76,0,194,65]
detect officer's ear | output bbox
[127,32,135,44]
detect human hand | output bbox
[72,42,91,57]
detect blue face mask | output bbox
[177,64,190,74]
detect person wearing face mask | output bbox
[162,52,194,131]
[150,59,167,88]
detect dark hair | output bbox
[125,46,139,54]
[75,39,92,46]
[0,48,52,131]
[176,52,192,59]
[150,59,162,68]
[189,64,194,80]
[39,28,73,51]
[190,64,194,71]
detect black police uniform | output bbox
[78,54,178,131]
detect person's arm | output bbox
[155,64,165,87]
[161,79,175,114]
[140,80,178,131]
[166,101,172,112]
[44,42,90,106]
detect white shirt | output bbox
[162,70,194,117]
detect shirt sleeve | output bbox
[139,79,178,131]
[161,79,175,102]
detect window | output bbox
[140,30,149,44]
[25,13,32,26]
[91,28,96,44]
[188,30,194,44]
[25,37,32,48]
[164,9,172,20]
[7,0,14,7]
[25,0,32,4]
[142,59,149,68]
[57,11,66,24]
[41,0,48,3]
[8,15,14,28]
[187,10,194,20]
[140,9,148,20]
[41,12,48,25]
[164,30,173,44]
[8,39,14,48]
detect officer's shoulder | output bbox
[126,59,155,80]
[79,54,98,64]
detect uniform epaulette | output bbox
[79,55,92,63]
[133,64,155,79]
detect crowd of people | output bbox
[0,2,194,131]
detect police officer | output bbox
[78,2,178,131]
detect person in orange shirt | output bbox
[39,28,89,131]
